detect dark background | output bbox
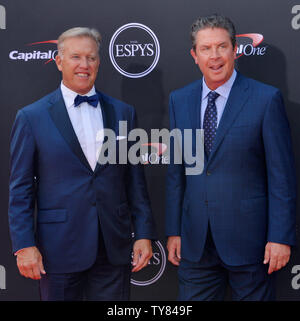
[0,0,299,300]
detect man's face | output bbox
[190,27,237,90]
[55,36,100,95]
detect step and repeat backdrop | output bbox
[0,0,299,300]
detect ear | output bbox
[190,48,198,64]
[55,54,63,71]
[233,43,237,59]
[97,55,100,69]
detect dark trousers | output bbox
[39,231,131,301]
[178,226,276,301]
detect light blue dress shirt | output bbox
[201,69,237,128]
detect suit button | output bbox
[92,202,96,206]
[206,171,211,176]
[205,200,208,206]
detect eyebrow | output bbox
[199,41,229,47]
[69,52,97,57]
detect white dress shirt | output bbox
[60,82,104,171]
[201,69,237,128]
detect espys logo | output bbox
[131,235,166,286]
[141,143,168,165]
[235,33,266,58]
[291,5,300,30]
[9,40,58,63]
[0,265,6,290]
[109,23,160,78]
[291,265,300,290]
[0,5,6,30]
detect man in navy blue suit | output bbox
[165,14,297,300]
[8,27,156,300]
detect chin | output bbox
[77,87,92,95]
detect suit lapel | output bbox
[47,88,93,172]
[208,72,250,163]
[188,80,208,163]
[98,91,116,132]
[94,92,117,174]
[188,81,202,131]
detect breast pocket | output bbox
[227,125,258,137]
[225,125,261,151]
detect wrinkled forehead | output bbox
[196,27,231,42]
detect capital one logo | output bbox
[291,5,300,30]
[0,265,6,290]
[109,23,160,78]
[131,234,166,286]
[0,5,5,30]
[9,40,58,63]
[141,143,168,165]
[291,265,300,290]
[235,33,266,58]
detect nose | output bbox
[79,57,89,68]
[210,47,220,59]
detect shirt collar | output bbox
[60,82,97,109]
[202,69,237,101]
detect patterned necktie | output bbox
[203,91,219,155]
[74,94,99,108]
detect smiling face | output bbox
[55,36,100,95]
[190,27,237,90]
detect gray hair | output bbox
[57,27,102,57]
[191,14,236,51]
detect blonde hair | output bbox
[57,27,101,57]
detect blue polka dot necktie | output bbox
[203,91,219,155]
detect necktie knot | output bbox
[74,94,99,108]
[207,91,219,103]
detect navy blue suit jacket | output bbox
[9,88,156,273]
[165,72,297,266]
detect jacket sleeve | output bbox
[125,107,157,241]
[165,93,185,236]
[8,109,37,253]
[262,89,297,245]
